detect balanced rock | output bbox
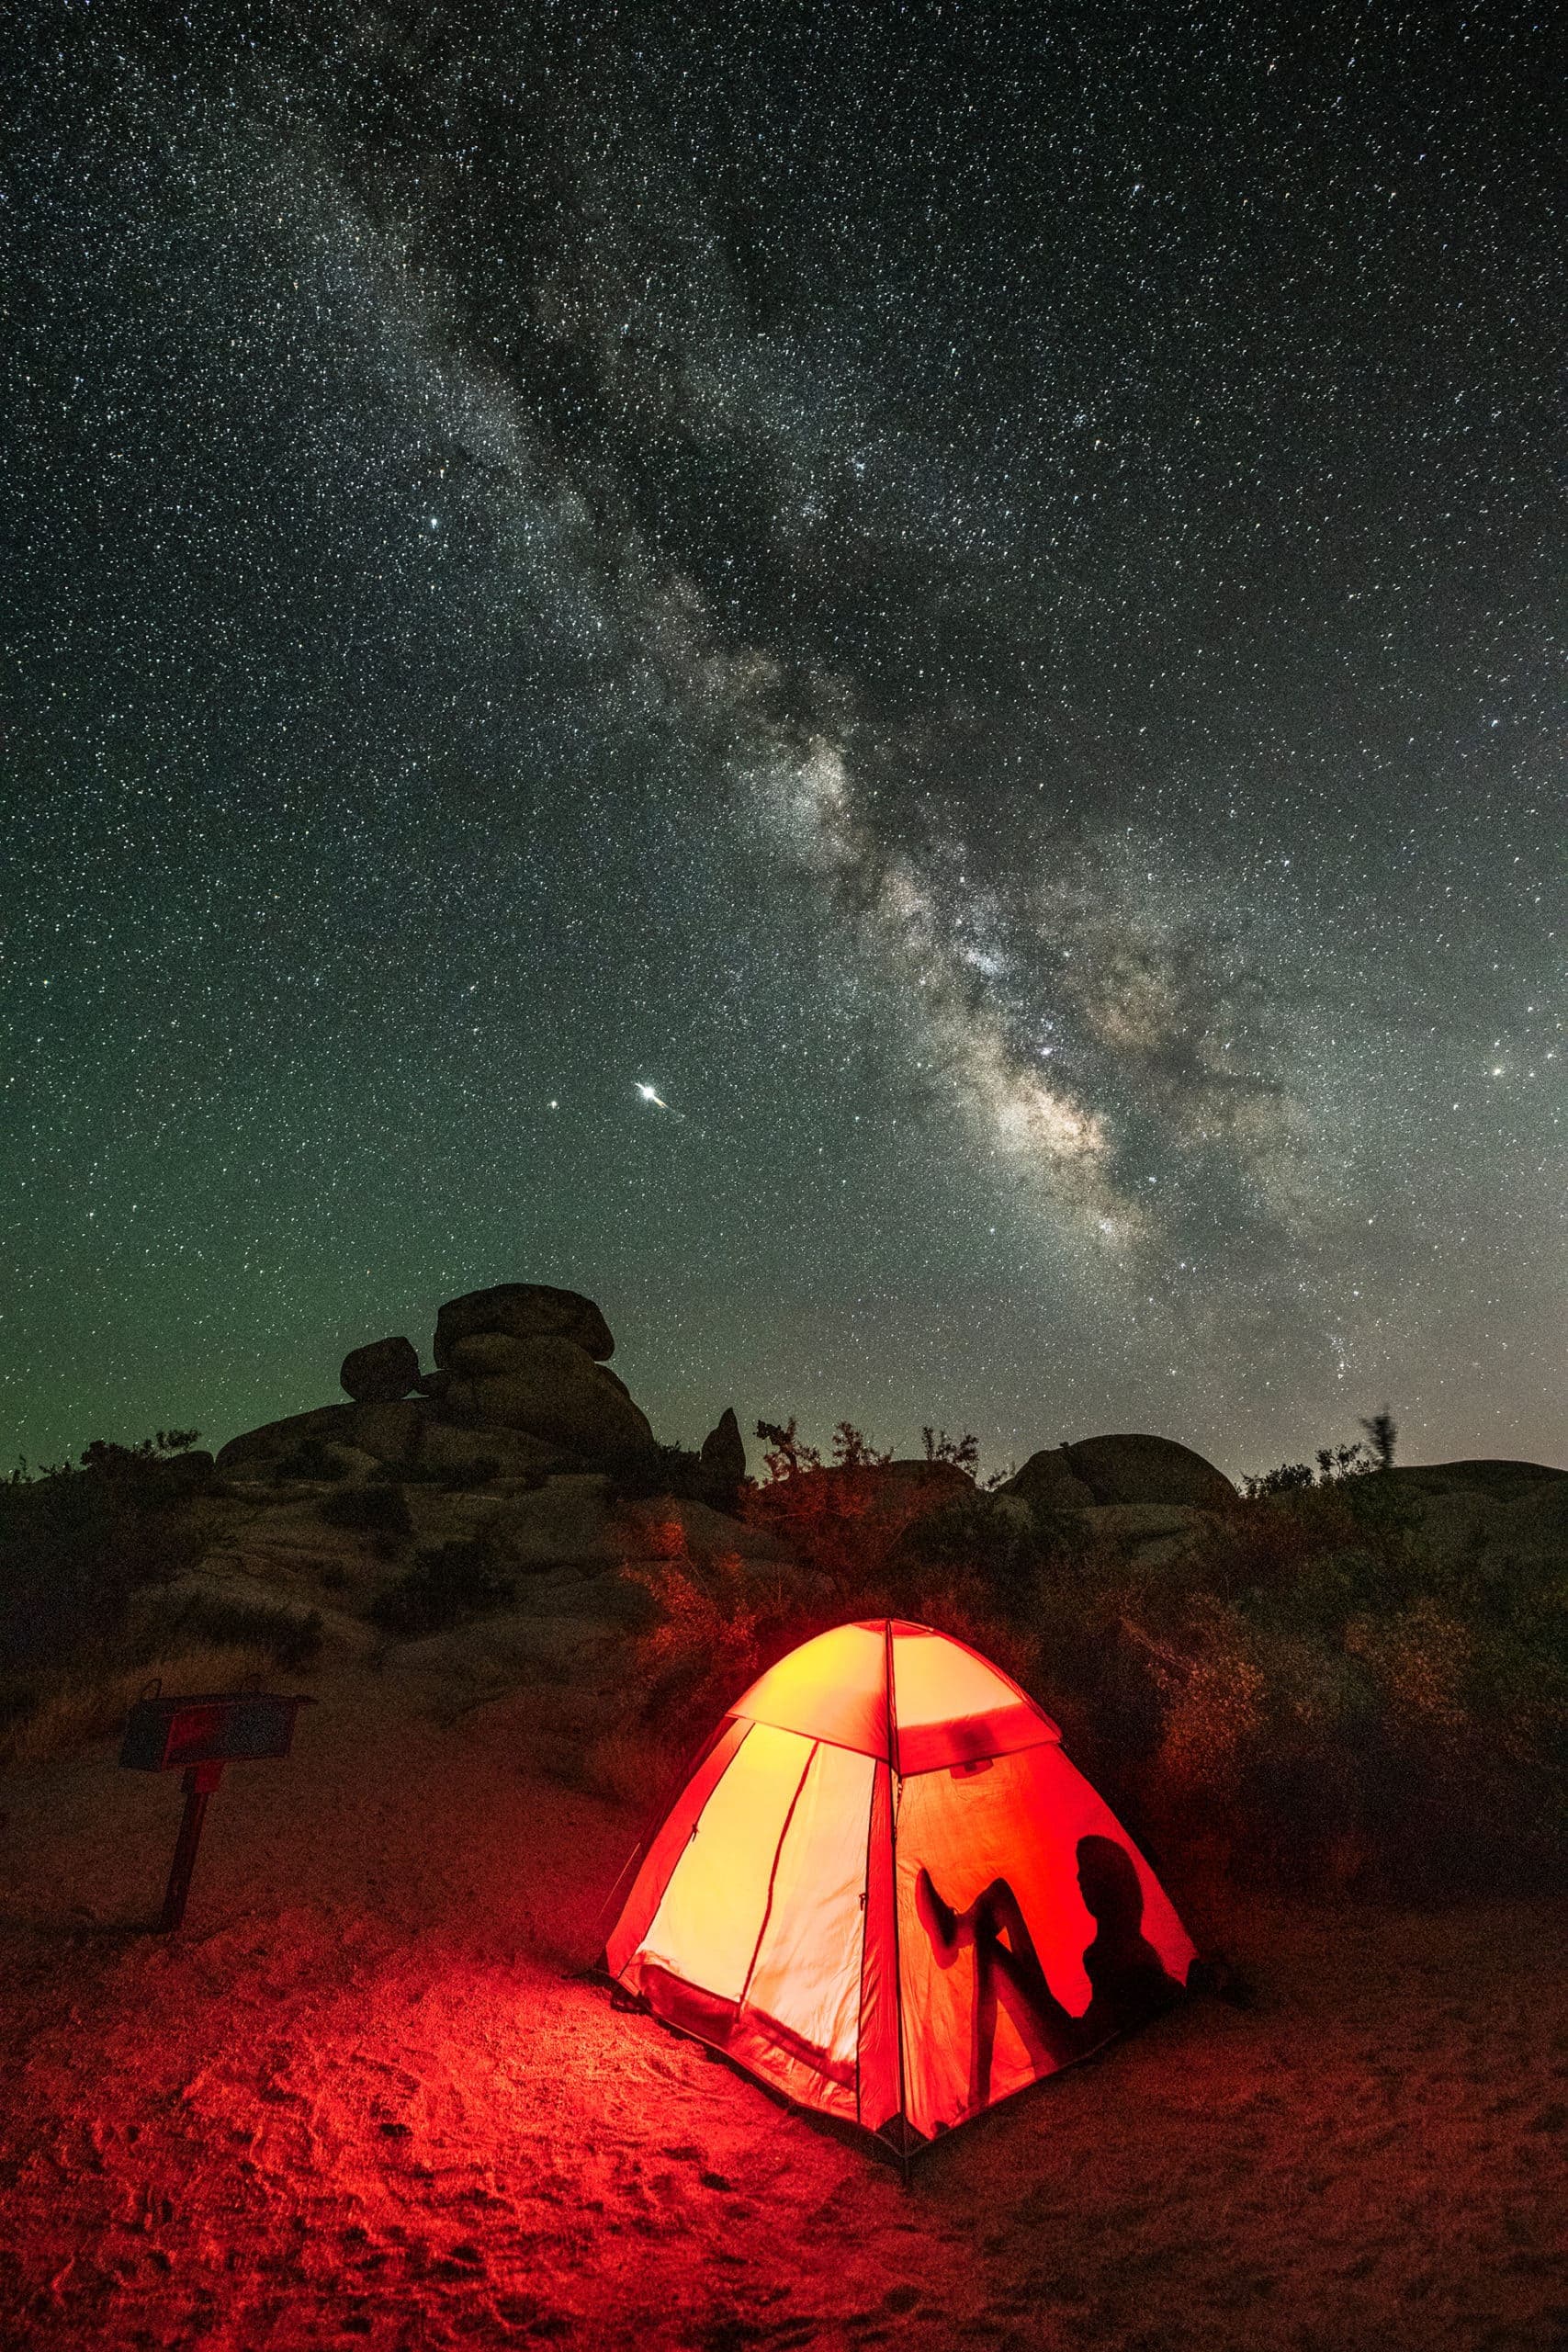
[439,1333,653,1461]
[1063,1433,1234,1510]
[434,1283,615,1368]
[341,1335,422,1404]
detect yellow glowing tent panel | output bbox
[604,1620,1196,2148]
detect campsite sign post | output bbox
[118,1691,313,1932]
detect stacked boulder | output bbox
[1000,1432,1235,1512]
[216,1282,657,1481]
[427,1283,653,1462]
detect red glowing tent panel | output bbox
[605,1620,1196,2148]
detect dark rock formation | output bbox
[215,1397,427,1476]
[216,1403,363,1474]
[700,1401,747,1476]
[999,1448,1096,1513]
[345,1398,428,1469]
[439,1334,654,1460]
[434,1283,615,1367]
[340,1335,422,1404]
[878,1458,976,1498]
[220,1282,652,1480]
[1002,1435,1233,1513]
[1064,1432,1234,1510]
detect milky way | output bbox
[5,5,1562,1472]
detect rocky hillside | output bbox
[102,1281,1550,1796]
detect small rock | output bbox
[340,1336,422,1404]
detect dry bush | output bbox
[368,1536,512,1637]
[606,1411,1567,1898]
[611,1429,1044,1770]
[619,1524,829,1753]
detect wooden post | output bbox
[159,1760,224,1933]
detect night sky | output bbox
[6,3,1562,1476]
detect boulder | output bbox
[446,1331,536,1378]
[219,1397,429,1476]
[439,1333,654,1460]
[876,1459,976,1501]
[434,1283,615,1367]
[1370,1460,1568,1576]
[697,1407,747,1505]
[700,1406,747,1484]
[415,1419,581,1485]
[347,1397,429,1470]
[1000,1449,1096,1513]
[1063,1433,1235,1510]
[217,1404,362,1474]
[340,1335,422,1404]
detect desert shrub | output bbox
[602,1444,709,1502]
[1084,1481,1568,1897]
[317,1482,413,1539]
[921,1427,981,1472]
[146,1590,324,1671]
[0,1430,335,1773]
[894,1488,1070,1623]
[1242,1441,1371,1498]
[618,1527,818,1751]
[0,1432,209,1675]
[739,1418,952,1589]
[613,1430,1043,1769]
[0,1641,279,1770]
[0,1593,321,1771]
[611,1410,1568,1901]
[368,1536,512,1638]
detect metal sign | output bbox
[119,1690,314,1931]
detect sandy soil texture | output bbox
[2,1660,1565,2351]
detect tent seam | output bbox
[737,1738,818,2017]
[884,1619,911,2150]
[853,1754,880,2131]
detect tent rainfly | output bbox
[604,1618,1197,2152]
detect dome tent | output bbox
[604,1620,1197,2151]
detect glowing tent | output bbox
[604,1619,1197,2150]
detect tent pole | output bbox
[883,1618,911,2187]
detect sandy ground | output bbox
[2,1657,1566,2352]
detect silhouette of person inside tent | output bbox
[917,1834,1186,2109]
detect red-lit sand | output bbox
[3,1661,1565,2351]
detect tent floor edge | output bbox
[874,2114,928,2164]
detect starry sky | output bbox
[5,2,1563,1476]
